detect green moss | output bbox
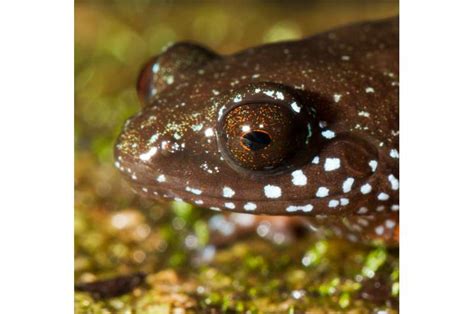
[338,291,351,309]
[302,240,328,267]
[362,247,388,278]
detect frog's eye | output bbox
[217,83,318,174]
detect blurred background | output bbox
[75,1,399,313]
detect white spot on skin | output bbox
[185,187,202,195]
[244,202,257,211]
[358,207,368,214]
[139,147,158,161]
[385,220,396,229]
[290,101,301,113]
[341,55,350,61]
[324,158,341,171]
[316,187,329,198]
[375,225,385,236]
[342,177,355,193]
[233,95,242,103]
[328,200,339,208]
[224,202,235,209]
[264,185,282,198]
[378,192,390,201]
[358,111,370,117]
[340,198,349,206]
[195,200,203,205]
[286,205,313,213]
[388,174,399,190]
[291,170,307,186]
[321,130,336,139]
[369,160,378,172]
[263,90,274,97]
[333,94,342,103]
[223,187,235,198]
[157,175,166,182]
[360,183,372,194]
[365,87,375,93]
[275,91,284,100]
[191,123,203,131]
[391,205,399,211]
[241,125,251,133]
[148,133,159,144]
[312,156,320,164]
[165,75,174,85]
[390,149,399,159]
[204,128,214,137]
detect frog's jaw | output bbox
[115,132,399,218]
[123,172,398,218]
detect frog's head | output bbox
[115,41,398,216]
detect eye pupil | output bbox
[241,130,272,151]
[218,97,314,173]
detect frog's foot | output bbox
[208,213,308,247]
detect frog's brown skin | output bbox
[115,17,399,244]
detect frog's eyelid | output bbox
[216,82,302,124]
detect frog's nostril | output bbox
[241,130,272,151]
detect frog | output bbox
[114,17,399,245]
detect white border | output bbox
[1,0,474,313]
[402,1,474,312]
[0,0,73,312]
